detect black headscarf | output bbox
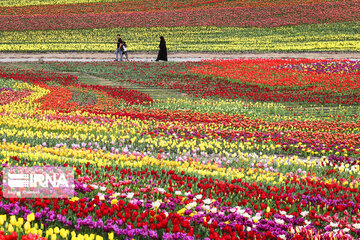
[159,36,166,49]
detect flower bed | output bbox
[0,0,359,52]
[47,59,360,105]
[0,60,360,239]
[2,2,360,31]
[0,67,153,107]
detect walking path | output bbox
[1,51,360,62]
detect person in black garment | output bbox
[155,36,167,61]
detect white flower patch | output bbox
[275,218,285,225]
[152,200,161,209]
[353,223,360,229]
[195,194,203,200]
[300,211,309,217]
[126,193,134,199]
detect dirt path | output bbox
[1,51,360,62]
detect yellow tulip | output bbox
[9,216,16,226]
[8,224,14,233]
[24,221,31,231]
[60,228,68,238]
[95,235,103,240]
[47,228,54,235]
[53,227,60,234]
[27,213,35,222]
[108,233,114,240]
[177,208,186,216]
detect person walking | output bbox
[155,36,167,62]
[122,41,129,61]
[115,34,124,61]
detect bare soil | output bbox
[1,51,360,61]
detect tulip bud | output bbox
[24,221,31,231]
[50,234,57,240]
[27,213,35,222]
[108,233,114,240]
[10,216,16,226]
[8,223,14,233]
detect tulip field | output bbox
[0,58,360,240]
[1,0,360,239]
[0,0,360,52]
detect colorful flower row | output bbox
[0,0,336,10]
[1,21,359,52]
[2,104,360,164]
[0,214,106,240]
[279,60,360,74]
[2,2,360,31]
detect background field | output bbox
[1,0,359,52]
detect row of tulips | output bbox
[1,21,359,52]
[144,97,360,122]
[2,105,360,164]
[0,213,105,240]
[0,0,338,11]
[2,2,360,31]
[2,102,360,166]
[1,232,44,240]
